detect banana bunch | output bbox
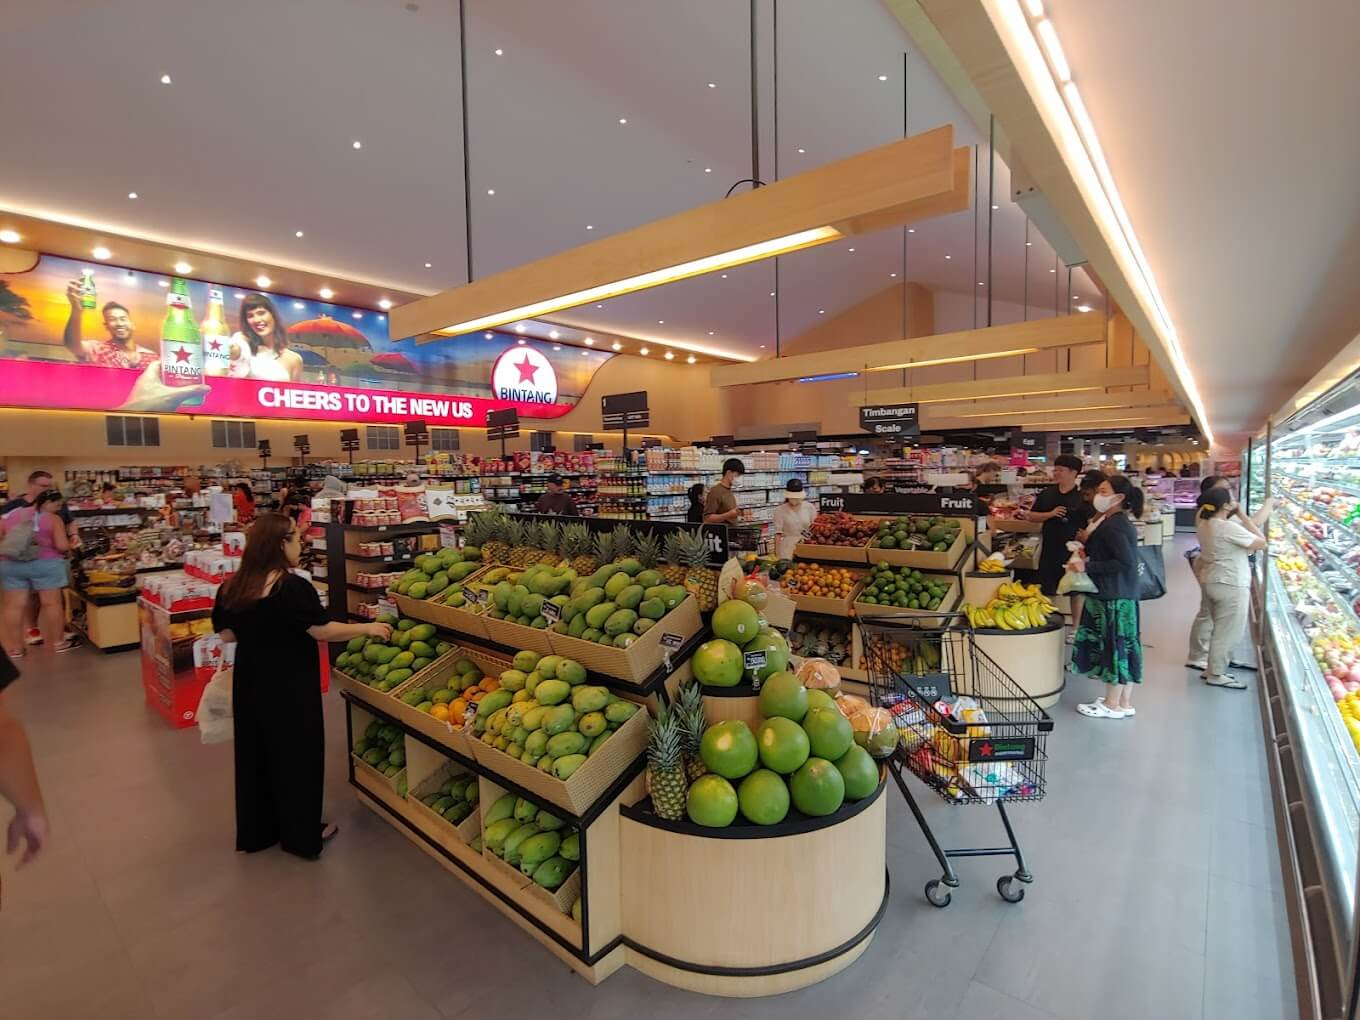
[960,582,1058,631]
[976,557,1007,574]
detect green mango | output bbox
[522,671,543,696]
[558,659,586,685]
[493,581,514,611]
[581,627,602,643]
[559,830,580,862]
[514,797,539,823]
[546,731,588,758]
[604,701,639,724]
[484,817,520,855]
[571,685,609,713]
[604,572,632,599]
[408,624,436,642]
[637,597,665,621]
[411,657,431,671]
[525,729,550,757]
[386,668,412,685]
[614,633,636,648]
[553,754,588,780]
[499,669,527,692]
[604,609,637,636]
[585,601,617,630]
[521,706,549,731]
[536,809,565,831]
[518,831,563,874]
[507,584,529,618]
[522,593,545,618]
[538,755,557,774]
[476,689,513,719]
[503,822,541,866]
[535,679,570,706]
[633,619,656,635]
[346,635,368,653]
[587,564,623,588]
[409,640,434,659]
[577,711,607,738]
[615,584,644,610]
[635,569,662,589]
[542,704,576,735]
[568,614,589,638]
[362,747,385,766]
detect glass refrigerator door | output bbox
[1267,397,1360,975]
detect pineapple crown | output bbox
[561,521,587,559]
[674,681,707,748]
[503,516,525,547]
[609,524,635,560]
[662,530,683,564]
[674,527,710,568]
[592,528,616,563]
[634,531,661,569]
[538,518,561,553]
[645,705,684,766]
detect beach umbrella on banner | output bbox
[369,352,418,375]
[286,315,371,349]
[292,347,330,368]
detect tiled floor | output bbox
[1,539,1298,1019]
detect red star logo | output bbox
[173,346,192,364]
[207,338,223,353]
[514,354,538,384]
[978,742,994,757]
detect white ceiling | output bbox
[0,0,1100,363]
[1045,0,1360,444]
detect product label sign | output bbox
[542,601,561,623]
[967,737,1036,762]
[743,650,768,671]
[659,632,684,650]
[907,671,953,702]
[461,586,478,605]
[819,494,846,513]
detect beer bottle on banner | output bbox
[80,269,97,310]
[200,287,231,376]
[160,278,204,404]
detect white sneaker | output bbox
[24,629,43,646]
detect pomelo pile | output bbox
[690,598,790,687]
[683,668,881,828]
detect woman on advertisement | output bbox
[228,295,302,382]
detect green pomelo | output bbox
[802,706,854,761]
[789,757,846,817]
[737,768,790,825]
[757,671,808,722]
[691,639,743,688]
[834,744,880,801]
[699,720,758,780]
[756,716,811,775]
[711,599,760,644]
[686,774,738,828]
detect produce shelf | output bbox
[345,554,416,565]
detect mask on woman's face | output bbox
[1093,493,1119,513]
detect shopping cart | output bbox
[861,616,1053,907]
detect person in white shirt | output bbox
[1187,486,1269,689]
[772,480,817,560]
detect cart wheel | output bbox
[997,875,1025,903]
[924,880,952,908]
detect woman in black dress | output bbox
[213,513,391,859]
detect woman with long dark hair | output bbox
[232,482,256,524]
[212,513,390,858]
[228,294,302,381]
[685,483,705,524]
[1069,474,1143,719]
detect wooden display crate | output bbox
[792,540,870,564]
[385,655,476,758]
[525,862,581,916]
[333,645,459,707]
[481,612,555,654]
[783,567,868,618]
[865,527,967,572]
[546,596,702,684]
[469,699,649,815]
[987,520,1043,570]
[405,752,482,845]
[763,590,796,630]
[394,571,492,641]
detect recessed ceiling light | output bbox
[890,272,897,278]
[378,299,393,310]
[293,301,305,310]
[580,350,589,356]
[351,311,362,319]
[494,48,504,55]
[92,246,112,260]
[158,280,169,288]
[657,320,664,324]
[978,281,985,286]
[295,230,304,238]
[796,147,805,154]
[255,275,271,288]
[515,323,526,333]
[486,188,495,196]
[319,287,335,299]
[596,304,603,309]
[584,337,595,346]
[707,82,717,89]
[1073,294,1081,299]
[760,344,766,349]
[707,331,715,335]
[907,227,915,233]
[553,345,561,351]
[769,291,776,297]
[611,341,622,351]
[818,309,825,314]
[1025,241,1033,246]
[586,224,594,231]
[1076,304,1092,313]
[720,274,727,279]
[548,330,560,339]
[664,351,675,360]
[618,118,627,125]
[686,355,697,364]
[127,191,138,200]
[704,167,712,173]
[944,254,951,260]
[424,262,432,268]
[0,229,19,244]
[1049,268,1056,273]
[640,347,649,355]
[992,204,1000,210]
[159,74,172,85]
[234,292,245,299]
[877,74,888,81]
[848,247,855,253]
[483,331,493,338]
[352,140,362,149]
[173,261,192,274]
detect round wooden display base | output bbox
[971,613,1066,709]
[617,776,888,997]
[962,569,1012,608]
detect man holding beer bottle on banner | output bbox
[63,273,158,369]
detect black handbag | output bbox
[1136,545,1167,600]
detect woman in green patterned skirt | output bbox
[1068,475,1142,718]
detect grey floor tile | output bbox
[1204,873,1297,1018]
[1211,815,1284,892]
[955,980,1061,1020]
[0,945,156,1020]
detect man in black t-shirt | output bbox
[533,475,579,516]
[0,651,49,867]
[1,470,79,647]
[1025,454,1087,595]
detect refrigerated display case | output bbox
[1259,388,1360,1020]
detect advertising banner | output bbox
[0,254,612,425]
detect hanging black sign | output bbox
[859,403,920,437]
[838,492,980,517]
[404,419,430,445]
[601,391,650,430]
[486,407,520,441]
[292,434,310,455]
[339,428,361,452]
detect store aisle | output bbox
[0,539,1296,1020]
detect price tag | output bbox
[659,632,684,650]
[461,586,478,605]
[542,600,562,623]
[910,672,954,702]
[462,703,478,729]
[439,524,460,549]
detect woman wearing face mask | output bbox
[1186,487,1269,689]
[1068,475,1142,719]
[228,295,302,382]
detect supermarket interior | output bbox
[1,2,1357,1018]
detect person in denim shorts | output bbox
[0,490,74,656]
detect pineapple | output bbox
[480,512,511,566]
[537,519,562,565]
[504,518,533,568]
[675,680,709,782]
[661,532,687,585]
[462,511,490,559]
[590,529,616,575]
[645,705,688,821]
[635,531,661,572]
[564,522,597,576]
[609,524,635,565]
[676,528,719,611]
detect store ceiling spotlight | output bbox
[399,127,967,342]
[0,229,20,244]
[173,261,192,274]
[91,246,112,260]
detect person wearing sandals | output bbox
[0,490,76,656]
[1186,487,1269,689]
[212,513,392,859]
[1068,475,1143,719]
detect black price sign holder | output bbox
[601,391,650,454]
[340,428,360,464]
[404,420,430,466]
[486,408,520,457]
[258,439,272,470]
[293,434,310,466]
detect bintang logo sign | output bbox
[491,346,558,405]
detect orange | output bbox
[480,677,500,693]
[450,697,468,717]
[430,703,451,722]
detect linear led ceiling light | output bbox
[397,126,968,343]
[994,0,1214,445]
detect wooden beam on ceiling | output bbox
[849,365,1150,407]
[712,313,1105,388]
[922,389,1178,419]
[397,126,967,340]
[922,406,1190,431]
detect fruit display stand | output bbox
[969,615,1066,710]
[66,586,142,652]
[962,567,1013,608]
[320,520,440,624]
[616,776,888,996]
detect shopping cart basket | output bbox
[861,616,1054,907]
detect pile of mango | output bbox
[480,792,581,907]
[417,770,480,826]
[336,618,453,693]
[474,649,639,780]
[552,561,688,649]
[389,547,483,601]
[444,566,513,613]
[398,655,500,725]
[353,720,408,794]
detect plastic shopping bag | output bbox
[197,665,234,745]
[1056,541,1098,595]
